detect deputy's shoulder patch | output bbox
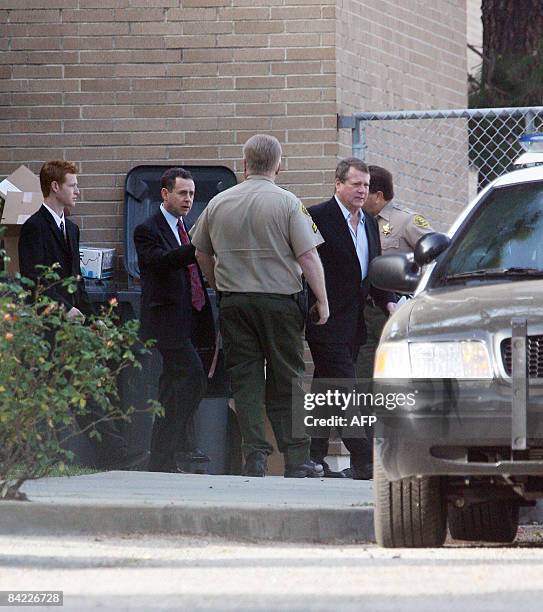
[300,203,311,217]
[413,214,430,229]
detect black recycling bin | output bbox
[73,165,236,473]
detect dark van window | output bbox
[436,181,543,278]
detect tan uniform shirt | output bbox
[377,201,433,254]
[190,175,323,294]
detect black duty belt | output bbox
[219,291,300,300]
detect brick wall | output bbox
[1,0,467,264]
[1,0,337,268]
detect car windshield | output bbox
[435,180,543,283]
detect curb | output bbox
[1,501,375,544]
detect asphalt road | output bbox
[2,528,543,611]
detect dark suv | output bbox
[369,161,543,547]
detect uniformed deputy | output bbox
[358,164,434,379]
[190,134,329,479]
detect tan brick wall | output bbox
[1,0,467,264]
[336,0,468,230]
[1,0,337,266]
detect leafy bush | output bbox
[0,254,159,500]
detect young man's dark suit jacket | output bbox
[134,210,214,471]
[18,205,93,316]
[18,205,130,466]
[305,197,396,470]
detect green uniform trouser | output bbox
[219,292,310,465]
[356,302,388,379]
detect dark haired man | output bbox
[363,165,433,255]
[306,158,397,479]
[18,160,145,470]
[134,167,214,473]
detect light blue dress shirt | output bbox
[335,196,369,281]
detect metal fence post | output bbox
[352,118,365,160]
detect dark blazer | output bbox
[134,210,214,352]
[306,197,396,346]
[18,205,94,316]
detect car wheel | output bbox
[374,451,447,548]
[448,500,519,543]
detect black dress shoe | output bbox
[243,451,267,477]
[99,450,149,471]
[284,460,324,478]
[351,464,373,480]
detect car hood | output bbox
[408,279,543,338]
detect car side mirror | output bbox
[414,232,450,266]
[369,253,421,294]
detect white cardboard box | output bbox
[79,246,115,279]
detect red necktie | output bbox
[177,219,206,311]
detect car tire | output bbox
[448,500,519,543]
[374,451,447,548]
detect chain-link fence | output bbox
[338,107,543,230]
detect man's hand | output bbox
[309,301,329,325]
[313,302,330,325]
[386,301,397,316]
[67,306,85,323]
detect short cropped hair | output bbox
[161,167,194,191]
[40,160,79,197]
[243,134,282,175]
[369,165,394,201]
[335,157,369,183]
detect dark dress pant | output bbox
[149,341,207,471]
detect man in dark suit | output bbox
[134,167,215,473]
[18,159,144,470]
[306,157,397,479]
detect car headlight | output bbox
[374,341,492,379]
[374,341,411,378]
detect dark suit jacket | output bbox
[306,197,396,346]
[18,205,94,316]
[134,210,214,352]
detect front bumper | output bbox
[373,377,543,480]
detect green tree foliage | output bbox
[469,39,543,108]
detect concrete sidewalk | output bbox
[1,472,375,544]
